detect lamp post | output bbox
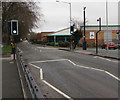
[56,0,72,50]
[83,7,87,50]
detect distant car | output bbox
[101,42,117,50]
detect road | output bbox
[18,41,119,99]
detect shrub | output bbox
[58,41,70,47]
[87,43,103,47]
[77,43,83,47]
[46,42,55,46]
[87,43,96,47]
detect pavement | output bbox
[2,54,24,99]
[59,47,120,60]
[2,54,31,99]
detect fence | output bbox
[16,49,43,99]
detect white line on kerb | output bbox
[43,80,73,100]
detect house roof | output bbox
[47,27,71,36]
[46,25,120,36]
[82,25,120,27]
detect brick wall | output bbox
[80,30,117,44]
[37,32,54,41]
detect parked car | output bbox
[101,42,117,49]
[116,42,120,49]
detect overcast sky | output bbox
[32,0,119,32]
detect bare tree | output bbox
[2,1,42,43]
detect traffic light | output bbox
[8,20,18,35]
[11,20,18,35]
[70,25,74,34]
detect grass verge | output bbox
[2,45,12,54]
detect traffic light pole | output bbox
[96,18,101,54]
[8,20,18,60]
[83,7,87,50]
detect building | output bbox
[46,28,71,43]
[37,31,54,41]
[38,25,120,45]
[82,25,120,45]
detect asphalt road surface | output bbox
[18,41,119,99]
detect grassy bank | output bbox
[2,45,12,54]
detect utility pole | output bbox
[83,7,87,50]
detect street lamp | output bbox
[56,0,71,27]
[56,0,72,50]
[83,7,87,50]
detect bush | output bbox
[77,43,83,47]
[87,43,103,47]
[36,40,43,44]
[87,43,96,47]
[46,42,55,46]
[58,41,70,47]
[30,39,37,44]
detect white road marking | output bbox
[29,62,73,99]
[40,68,43,80]
[67,59,120,81]
[105,71,120,81]
[31,59,68,64]
[43,80,73,100]
[76,65,104,72]
[32,59,119,81]
[29,59,119,99]
[10,61,14,64]
[68,59,76,66]
[37,47,57,50]
[94,56,118,63]
[29,63,40,69]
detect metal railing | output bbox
[16,49,43,99]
